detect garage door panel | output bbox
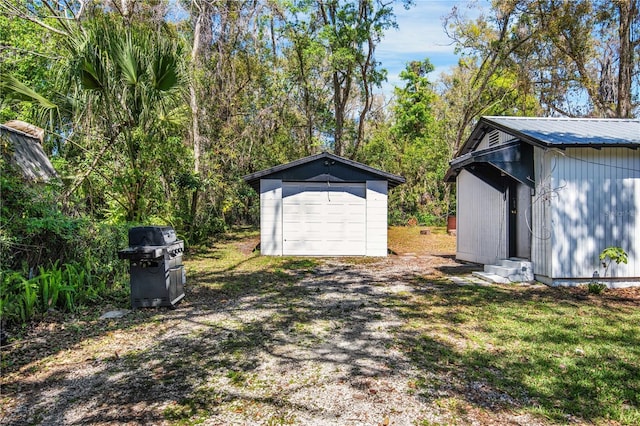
[282,182,366,256]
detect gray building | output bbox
[446,116,640,287]
[244,152,404,257]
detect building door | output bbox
[508,181,532,259]
[282,182,367,256]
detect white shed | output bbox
[446,117,640,287]
[243,152,405,257]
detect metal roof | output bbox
[447,116,639,184]
[243,151,405,192]
[491,116,637,147]
[1,123,58,182]
[458,117,640,157]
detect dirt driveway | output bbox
[4,228,634,425]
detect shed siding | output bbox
[366,180,388,256]
[550,148,640,280]
[531,147,553,279]
[260,179,283,255]
[456,169,508,264]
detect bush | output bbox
[1,259,130,325]
[587,282,608,295]
[1,158,130,326]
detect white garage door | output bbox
[282,182,366,256]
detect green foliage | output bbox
[587,282,608,295]
[1,153,129,326]
[600,246,628,277]
[600,246,628,266]
[0,260,128,325]
[363,59,452,225]
[0,8,59,123]
[2,11,189,224]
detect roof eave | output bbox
[243,151,405,191]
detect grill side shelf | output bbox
[117,247,163,260]
[117,241,184,260]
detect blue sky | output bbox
[376,0,488,96]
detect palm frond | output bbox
[80,58,105,91]
[117,32,142,86]
[0,75,58,110]
[152,51,179,92]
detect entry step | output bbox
[474,258,534,283]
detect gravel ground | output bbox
[2,238,636,425]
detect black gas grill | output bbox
[118,226,186,308]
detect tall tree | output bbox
[282,15,332,154]
[313,0,399,157]
[1,6,188,222]
[446,0,639,121]
[0,2,58,124]
[363,59,451,224]
[443,1,539,149]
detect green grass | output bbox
[184,230,640,424]
[5,228,637,425]
[390,283,640,424]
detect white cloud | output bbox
[378,1,457,56]
[376,0,488,96]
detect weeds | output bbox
[587,281,608,294]
[0,261,128,326]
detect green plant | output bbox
[1,254,129,327]
[1,271,27,324]
[587,282,608,295]
[19,275,39,323]
[599,247,628,277]
[39,262,61,312]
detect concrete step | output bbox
[498,259,530,269]
[478,259,535,283]
[472,271,511,284]
[485,264,519,277]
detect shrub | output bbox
[587,282,608,295]
[0,259,130,325]
[1,157,130,326]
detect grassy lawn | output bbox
[390,282,640,424]
[3,226,639,425]
[189,227,640,424]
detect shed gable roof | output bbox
[459,116,640,156]
[446,116,639,185]
[243,152,405,192]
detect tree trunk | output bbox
[189,1,204,236]
[616,0,637,118]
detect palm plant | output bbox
[66,15,188,221]
[2,12,188,222]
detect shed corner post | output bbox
[260,179,283,256]
[366,180,388,256]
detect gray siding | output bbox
[549,148,640,280]
[476,130,513,150]
[531,147,553,279]
[456,170,508,264]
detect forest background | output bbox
[0,0,638,324]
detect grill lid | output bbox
[128,226,177,247]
